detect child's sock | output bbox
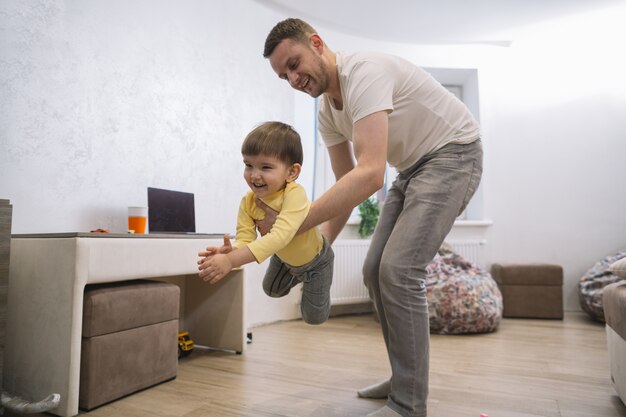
[357,379,391,399]
[366,405,402,417]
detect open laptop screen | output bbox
[147,187,196,233]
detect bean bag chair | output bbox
[426,246,503,334]
[579,250,626,322]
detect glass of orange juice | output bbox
[128,206,148,234]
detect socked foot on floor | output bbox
[366,405,402,417]
[358,379,391,399]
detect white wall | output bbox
[0,0,303,328]
[480,8,626,311]
[307,4,626,312]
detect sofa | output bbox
[603,257,626,405]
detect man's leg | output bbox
[360,183,406,399]
[368,141,483,417]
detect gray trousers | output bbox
[263,236,334,325]
[363,140,483,417]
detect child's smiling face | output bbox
[243,153,299,198]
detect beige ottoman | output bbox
[491,263,563,319]
[80,280,180,410]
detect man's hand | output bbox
[198,253,233,284]
[198,234,232,258]
[254,198,278,236]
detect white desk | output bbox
[4,233,246,417]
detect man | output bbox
[263,18,483,417]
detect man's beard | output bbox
[307,55,328,98]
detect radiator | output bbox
[446,239,487,269]
[330,240,370,305]
[330,239,486,306]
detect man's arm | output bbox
[317,141,355,243]
[301,111,388,243]
[246,184,311,262]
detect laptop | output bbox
[147,187,197,234]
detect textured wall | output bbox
[0,0,292,234]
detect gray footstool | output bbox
[79,280,180,410]
[491,263,563,319]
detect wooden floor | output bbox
[11,312,626,417]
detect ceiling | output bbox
[256,0,623,45]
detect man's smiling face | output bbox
[269,38,328,98]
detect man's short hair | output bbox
[242,121,303,166]
[263,18,317,58]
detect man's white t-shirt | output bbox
[318,51,480,172]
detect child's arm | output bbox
[198,196,258,284]
[198,234,233,259]
[198,246,255,284]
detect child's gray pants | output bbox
[263,236,334,325]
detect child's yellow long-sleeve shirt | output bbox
[233,182,323,267]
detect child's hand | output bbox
[198,234,233,259]
[198,253,233,284]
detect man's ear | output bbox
[287,163,302,182]
[309,34,324,53]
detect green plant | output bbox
[358,198,380,238]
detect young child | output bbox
[197,121,334,325]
